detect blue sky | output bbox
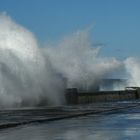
[0,0,140,59]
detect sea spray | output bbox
[44,30,122,91]
[124,57,140,87]
[0,13,65,107]
[0,13,123,108]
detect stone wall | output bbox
[65,88,140,105]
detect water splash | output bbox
[0,13,65,107]
[0,13,125,108]
[45,30,121,91]
[124,57,140,87]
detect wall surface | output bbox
[66,88,140,104]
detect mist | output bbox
[0,13,139,108]
[0,13,65,107]
[44,30,121,91]
[124,57,140,87]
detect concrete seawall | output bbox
[65,88,140,104]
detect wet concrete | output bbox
[0,101,140,140]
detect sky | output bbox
[0,0,140,59]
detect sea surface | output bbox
[0,101,140,140]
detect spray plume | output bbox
[44,30,121,90]
[124,57,140,87]
[0,13,126,108]
[0,13,65,107]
